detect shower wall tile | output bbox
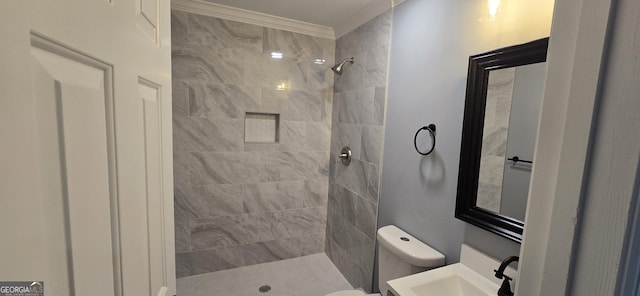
[176,246,245,278]
[187,82,261,118]
[242,181,305,213]
[244,211,285,242]
[172,46,246,85]
[263,28,334,63]
[364,45,389,89]
[354,87,376,124]
[326,9,391,292]
[280,120,308,151]
[325,205,372,289]
[377,11,392,46]
[373,86,386,125]
[175,184,244,219]
[172,10,334,277]
[481,126,508,156]
[328,183,358,225]
[260,151,329,182]
[477,155,505,213]
[333,51,366,93]
[303,178,330,207]
[334,87,375,124]
[351,237,375,287]
[171,11,189,51]
[366,163,380,203]
[325,232,363,288]
[335,17,377,61]
[174,205,192,254]
[176,232,326,278]
[262,88,332,122]
[185,12,263,53]
[173,152,191,188]
[172,80,189,117]
[303,122,332,150]
[173,116,243,152]
[334,158,369,198]
[361,126,382,165]
[279,121,331,152]
[189,152,261,185]
[245,56,334,93]
[331,123,362,160]
[325,220,344,258]
[190,215,250,250]
[246,207,327,242]
[476,68,514,214]
[175,225,191,255]
[242,232,325,266]
[326,206,363,251]
[355,197,377,240]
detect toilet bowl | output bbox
[325,225,445,296]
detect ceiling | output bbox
[200,0,378,28]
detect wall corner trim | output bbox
[171,0,336,39]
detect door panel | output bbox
[135,0,159,44]
[59,84,116,296]
[31,34,121,296]
[138,0,160,44]
[139,78,168,296]
[0,0,175,295]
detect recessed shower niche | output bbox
[244,112,280,143]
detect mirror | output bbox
[455,38,549,242]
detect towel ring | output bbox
[414,124,436,155]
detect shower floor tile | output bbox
[177,253,353,296]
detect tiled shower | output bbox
[171,7,392,292]
[326,11,392,292]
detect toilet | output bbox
[326,225,445,296]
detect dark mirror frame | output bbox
[455,38,549,243]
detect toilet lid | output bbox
[325,290,366,296]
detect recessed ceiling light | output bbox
[271,52,284,59]
[314,59,326,65]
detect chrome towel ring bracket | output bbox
[414,124,436,155]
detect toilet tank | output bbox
[377,225,445,295]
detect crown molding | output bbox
[171,0,336,39]
[333,0,405,38]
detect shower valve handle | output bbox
[337,147,352,166]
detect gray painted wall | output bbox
[378,0,554,270]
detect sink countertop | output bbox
[386,244,518,296]
[387,263,499,296]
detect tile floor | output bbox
[177,253,354,296]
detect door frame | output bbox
[517,0,640,293]
[516,0,614,293]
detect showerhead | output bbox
[331,57,354,75]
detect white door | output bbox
[0,0,175,295]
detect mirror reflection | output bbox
[455,37,549,242]
[477,62,547,221]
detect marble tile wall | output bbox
[325,10,392,292]
[476,68,515,213]
[171,10,335,278]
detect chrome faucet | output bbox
[494,256,519,296]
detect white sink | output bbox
[387,244,517,296]
[387,263,500,296]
